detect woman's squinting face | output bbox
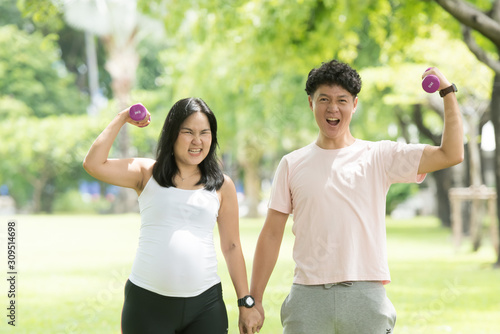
[173,112,212,168]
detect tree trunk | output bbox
[433,168,453,227]
[240,144,263,218]
[32,179,43,213]
[32,174,49,213]
[433,0,500,266]
[466,112,485,250]
[242,160,261,218]
[41,178,56,214]
[102,32,140,214]
[491,73,500,267]
[412,104,455,227]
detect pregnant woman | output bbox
[83,98,261,334]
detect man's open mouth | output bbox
[327,118,340,126]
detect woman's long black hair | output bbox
[152,97,224,191]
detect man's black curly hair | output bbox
[305,59,362,98]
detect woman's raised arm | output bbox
[83,107,153,193]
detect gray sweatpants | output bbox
[281,282,396,334]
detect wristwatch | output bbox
[439,83,457,97]
[237,295,255,308]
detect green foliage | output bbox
[0,115,101,211]
[386,182,419,214]
[141,0,469,164]
[52,189,112,213]
[0,24,88,118]
[14,0,113,99]
[0,0,25,26]
[135,38,169,91]
[0,1,103,212]
[356,24,493,144]
[7,0,496,214]
[56,25,113,97]
[431,0,499,54]
[16,0,64,31]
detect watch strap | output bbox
[237,295,255,308]
[439,83,457,97]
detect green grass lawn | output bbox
[1,214,499,333]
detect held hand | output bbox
[422,67,452,91]
[254,301,265,332]
[118,106,151,128]
[238,307,263,334]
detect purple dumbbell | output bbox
[129,103,148,121]
[422,67,440,93]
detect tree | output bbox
[0,115,101,212]
[59,0,139,212]
[145,0,447,217]
[431,0,500,266]
[0,23,90,211]
[17,0,494,223]
[59,0,165,212]
[359,26,493,226]
[0,24,87,118]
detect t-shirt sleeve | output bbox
[268,157,293,214]
[381,141,427,184]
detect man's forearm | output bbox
[440,92,464,166]
[250,233,282,302]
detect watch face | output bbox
[245,296,255,307]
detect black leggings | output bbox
[121,280,228,334]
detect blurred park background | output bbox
[0,0,499,332]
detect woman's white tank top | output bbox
[128,176,221,297]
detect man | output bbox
[250,60,463,333]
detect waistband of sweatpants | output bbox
[293,281,384,290]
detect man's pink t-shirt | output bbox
[268,139,427,285]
